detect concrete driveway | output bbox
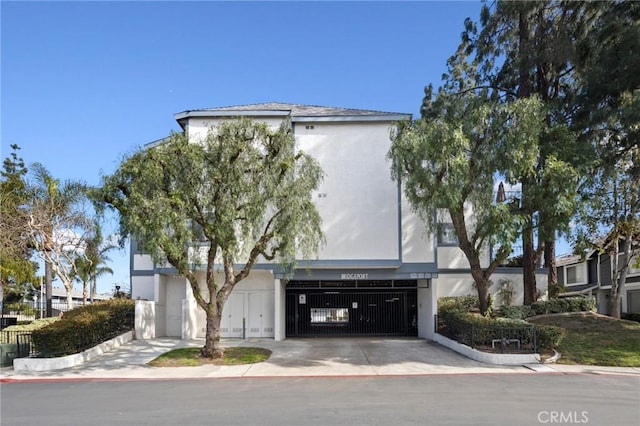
[4,336,638,381]
[2,337,538,381]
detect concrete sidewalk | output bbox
[2,337,639,381]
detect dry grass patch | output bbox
[148,347,272,367]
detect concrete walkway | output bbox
[2,337,639,381]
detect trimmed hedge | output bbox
[438,295,479,313]
[530,297,595,315]
[536,324,565,351]
[500,297,595,319]
[438,296,564,352]
[31,299,134,358]
[499,305,533,320]
[622,312,640,323]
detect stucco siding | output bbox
[436,271,548,307]
[297,122,400,261]
[131,275,154,301]
[401,191,435,263]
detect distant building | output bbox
[49,287,113,306]
[556,239,640,314]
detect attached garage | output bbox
[285,280,418,337]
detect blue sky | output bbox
[2,1,488,293]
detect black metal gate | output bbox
[286,283,417,337]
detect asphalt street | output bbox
[2,374,639,426]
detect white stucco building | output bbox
[132,102,547,341]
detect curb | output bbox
[542,349,561,364]
[13,331,133,372]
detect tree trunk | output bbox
[607,296,621,319]
[66,287,74,312]
[545,237,557,295]
[90,278,95,303]
[608,235,622,319]
[522,219,538,305]
[45,260,53,317]
[471,272,491,316]
[201,308,224,358]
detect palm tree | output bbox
[26,163,91,314]
[75,222,116,304]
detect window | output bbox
[566,266,578,284]
[437,223,458,246]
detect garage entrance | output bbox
[285,280,418,337]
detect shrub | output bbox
[547,281,566,299]
[535,324,565,350]
[497,279,515,306]
[31,299,134,358]
[500,305,533,320]
[438,296,565,352]
[2,317,60,333]
[438,295,479,313]
[530,297,595,316]
[621,313,640,323]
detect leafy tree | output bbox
[574,146,639,318]
[390,77,544,314]
[0,144,36,312]
[25,163,91,313]
[570,2,640,318]
[573,1,640,162]
[463,1,593,303]
[75,221,116,305]
[95,118,323,358]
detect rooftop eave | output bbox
[174,110,292,121]
[174,110,412,124]
[292,114,411,123]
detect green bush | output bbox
[439,296,565,352]
[530,297,595,316]
[500,305,533,320]
[621,312,640,323]
[31,299,134,358]
[438,295,479,313]
[2,317,59,334]
[535,324,565,350]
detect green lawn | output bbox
[148,346,271,367]
[529,312,640,367]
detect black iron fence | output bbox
[1,302,82,325]
[436,314,538,354]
